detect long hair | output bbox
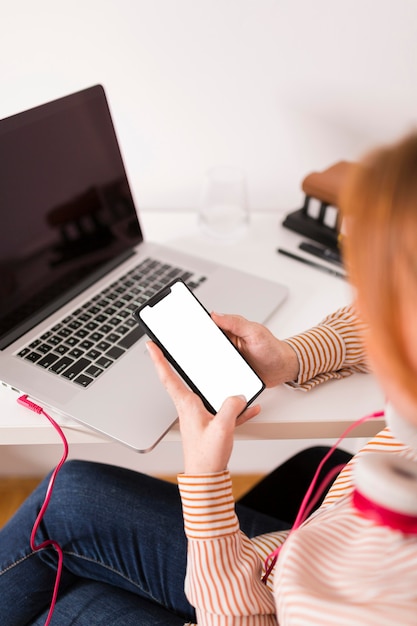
[340,133,417,403]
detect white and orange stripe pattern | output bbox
[179,472,277,625]
[179,429,417,625]
[178,306,417,624]
[284,304,370,391]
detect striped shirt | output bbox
[284,304,370,391]
[178,306,417,625]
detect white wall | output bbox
[0,0,414,475]
[2,0,417,215]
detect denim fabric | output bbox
[0,460,289,625]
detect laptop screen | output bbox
[0,85,143,348]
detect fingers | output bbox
[235,403,261,426]
[211,312,251,338]
[217,395,261,428]
[146,341,192,409]
[217,394,247,424]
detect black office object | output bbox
[277,248,346,280]
[282,161,352,250]
[299,241,343,267]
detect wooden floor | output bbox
[0,474,263,528]
[0,477,42,528]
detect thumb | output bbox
[216,394,247,426]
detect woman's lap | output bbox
[0,459,289,625]
[1,447,349,624]
[29,579,186,626]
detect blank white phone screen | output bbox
[140,281,263,412]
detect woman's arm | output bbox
[147,342,278,624]
[213,304,369,392]
[284,304,370,390]
[146,305,370,624]
[178,471,278,625]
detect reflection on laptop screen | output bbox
[0,85,142,348]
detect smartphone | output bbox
[134,279,265,414]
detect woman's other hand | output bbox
[211,312,299,387]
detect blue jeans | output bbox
[0,460,290,625]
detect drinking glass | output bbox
[198,166,249,239]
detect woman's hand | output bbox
[211,312,299,387]
[147,341,261,474]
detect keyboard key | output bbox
[49,356,75,374]
[26,351,42,363]
[18,347,31,358]
[61,358,92,380]
[85,364,104,378]
[118,326,144,350]
[87,305,101,315]
[68,320,82,330]
[97,341,111,352]
[78,312,92,322]
[38,353,60,368]
[74,328,89,339]
[96,356,113,369]
[86,348,102,360]
[115,324,130,336]
[56,344,69,355]
[48,335,62,346]
[85,321,99,331]
[74,374,94,387]
[89,332,104,343]
[65,336,79,347]
[58,328,72,338]
[94,313,108,323]
[106,346,125,360]
[38,343,53,355]
[68,348,84,359]
[98,323,113,335]
[79,339,94,351]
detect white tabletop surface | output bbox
[0,210,385,446]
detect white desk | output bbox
[0,211,385,448]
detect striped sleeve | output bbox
[178,471,278,626]
[283,304,370,391]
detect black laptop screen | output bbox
[0,85,143,348]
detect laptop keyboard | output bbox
[15,257,206,388]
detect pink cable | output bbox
[262,409,385,584]
[17,395,69,626]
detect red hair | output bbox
[340,133,417,403]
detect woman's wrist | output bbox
[280,340,301,383]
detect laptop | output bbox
[0,85,288,452]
